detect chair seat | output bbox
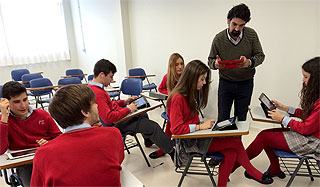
[39,98,53,104]
[206,152,225,160]
[108,92,120,97]
[143,84,157,90]
[273,149,299,158]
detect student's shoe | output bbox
[149,149,165,159]
[244,171,273,185]
[208,158,221,167]
[264,171,286,179]
[144,138,154,148]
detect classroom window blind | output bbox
[0,0,70,66]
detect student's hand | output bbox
[36,139,48,146]
[268,110,285,122]
[271,100,289,112]
[214,55,225,69]
[125,96,139,105]
[0,98,10,123]
[237,56,251,68]
[128,102,138,112]
[199,119,216,130]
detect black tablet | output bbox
[212,117,237,131]
[7,147,37,160]
[258,93,276,111]
[134,96,150,109]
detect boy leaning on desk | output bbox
[0,81,62,186]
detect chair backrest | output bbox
[21,73,43,88]
[30,78,53,96]
[66,69,84,80]
[58,77,82,86]
[0,85,3,98]
[11,69,30,81]
[88,74,93,81]
[120,78,143,96]
[129,68,147,81]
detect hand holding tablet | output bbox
[217,59,244,69]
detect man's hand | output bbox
[128,102,138,112]
[214,55,225,69]
[0,98,10,123]
[237,56,251,68]
[36,139,48,146]
[125,96,139,105]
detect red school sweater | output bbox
[0,109,62,154]
[88,84,131,124]
[158,74,168,95]
[31,127,124,186]
[289,99,320,138]
[167,93,199,135]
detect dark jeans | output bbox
[16,163,33,186]
[218,78,254,121]
[116,113,174,153]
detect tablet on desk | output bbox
[133,96,150,109]
[212,117,238,131]
[6,147,38,160]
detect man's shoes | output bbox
[144,138,154,148]
[264,171,286,179]
[149,149,165,159]
[208,158,221,167]
[244,171,273,184]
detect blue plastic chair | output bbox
[30,78,54,109]
[273,149,320,187]
[0,85,3,98]
[88,74,94,82]
[66,69,87,83]
[118,78,150,167]
[58,77,82,86]
[128,68,157,92]
[21,73,43,88]
[11,69,30,81]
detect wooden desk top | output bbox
[61,74,88,78]
[172,121,250,139]
[26,85,62,91]
[0,153,33,170]
[125,75,155,79]
[114,99,163,124]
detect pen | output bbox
[153,162,164,168]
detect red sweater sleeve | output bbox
[90,85,131,124]
[0,120,9,154]
[169,94,197,135]
[158,74,168,95]
[288,100,320,138]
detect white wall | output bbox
[126,0,320,119]
[69,0,127,83]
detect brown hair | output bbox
[49,84,96,129]
[300,57,320,121]
[168,60,211,116]
[167,53,184,93]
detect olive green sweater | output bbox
[208,27,265,81]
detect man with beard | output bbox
[208,3,265,122]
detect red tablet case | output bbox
[219,59,244,69]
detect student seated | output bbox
[88,59,175,159]
[0,81,62,186]
[167,60,273,186]
[31,84,124,186]
[233,56,320,178]
[150,53,184,159]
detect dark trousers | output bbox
[218,78,254,121]
[16,163,33,186]
[116,113,174,153]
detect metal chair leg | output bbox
[305,159,314,181]
[204,159,217,187]
[286,157,306,187]
[178,155,193,187]
[133,134,151,167]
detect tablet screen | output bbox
[259,93,276,110]
[134,97,147,108]
[7,148,37,159]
